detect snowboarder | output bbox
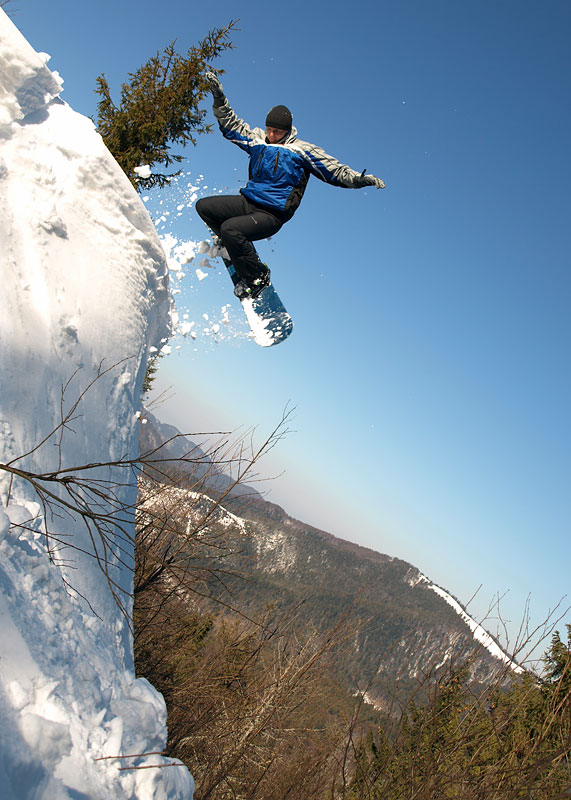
[196,72,386,300]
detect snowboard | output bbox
[217,251,293,347]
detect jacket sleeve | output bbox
[297,140,367,188]
[212,99,264,154]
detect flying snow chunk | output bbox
[196,269,208,281]
[175,241,197,264]
[134,164,152,179]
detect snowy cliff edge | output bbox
[0,10,193,799]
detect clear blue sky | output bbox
[12,0,571,656]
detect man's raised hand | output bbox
[205,72,225,103]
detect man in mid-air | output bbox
[196,72,386,300]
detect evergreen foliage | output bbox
[348,630,571,799]
[95,21,238,189]
[141,352,161,397]
[544,624,571,692]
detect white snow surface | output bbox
[0,11,193,798]
[413,573,524,673]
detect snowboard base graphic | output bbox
[219,254,294,348]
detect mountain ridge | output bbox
[139,411,521,707]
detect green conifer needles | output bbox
[95,21,238,189]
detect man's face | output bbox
[266,126,288,144]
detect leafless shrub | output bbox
[0,360,291,625]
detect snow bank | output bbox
[0,13,62,127]
[0,10,193,798]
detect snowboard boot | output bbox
[233,265,271,300]
[233,279,251,300]
[249,265,271,298]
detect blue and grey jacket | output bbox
[214,98,368,221]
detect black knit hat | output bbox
[265,105,292,131]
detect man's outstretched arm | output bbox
[299,139,386,189]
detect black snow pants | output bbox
[196,195,283,283]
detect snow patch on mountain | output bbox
[411,571,523,673]
[254,528,299,573]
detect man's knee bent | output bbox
[195,197,210,223]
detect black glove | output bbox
[355,172,386,189]
[205,72,226,105]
